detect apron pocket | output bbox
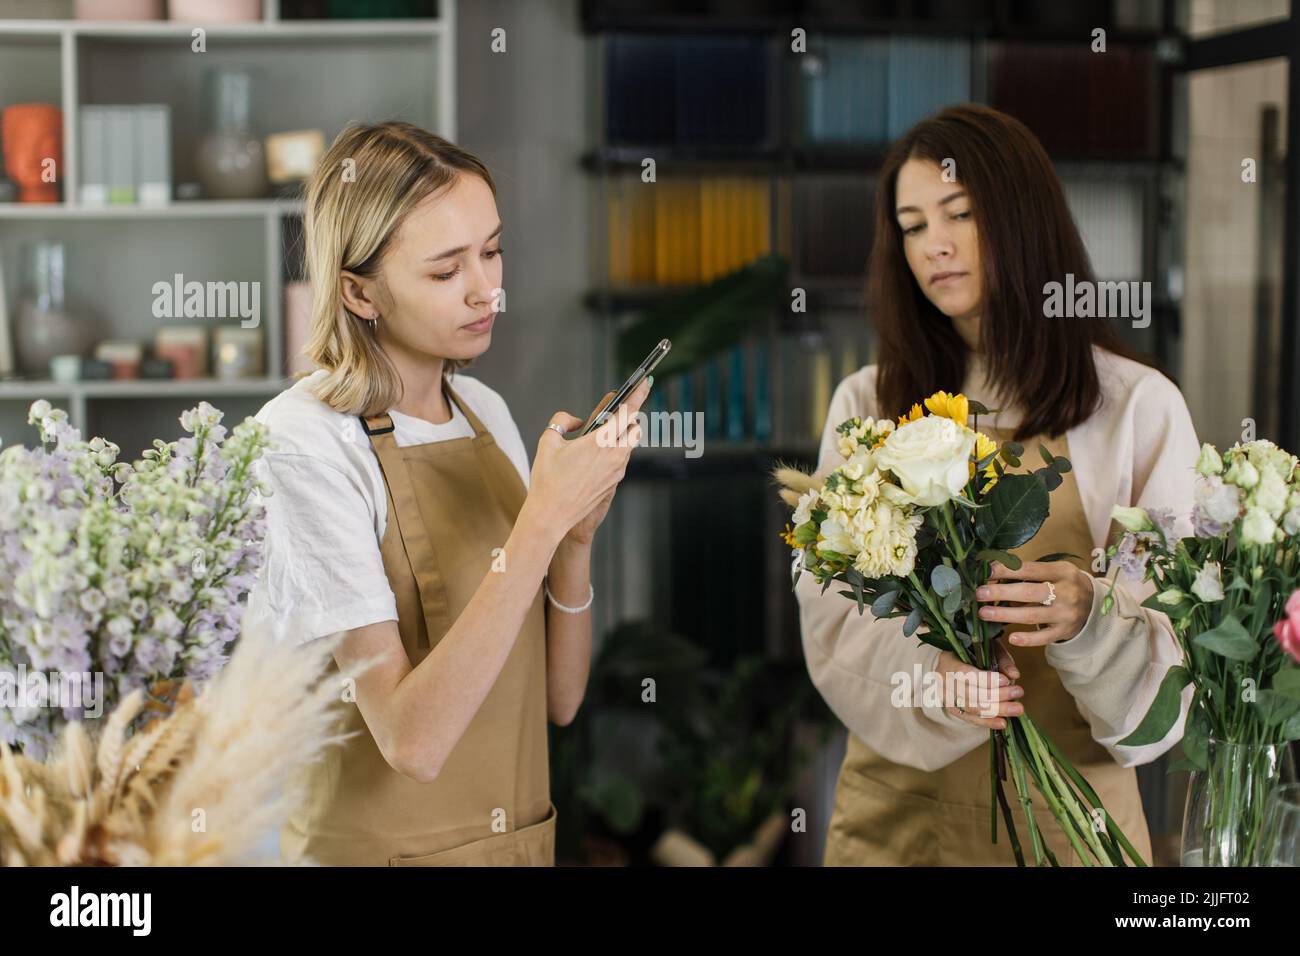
[388,802,557,867]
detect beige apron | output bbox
[281,377,555,866]
[823,428,1153,866]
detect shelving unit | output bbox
[0,2,456,455]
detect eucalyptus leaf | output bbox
[903,606,923,637]
[942,587,962,617]
[870,590,900,618]
[931,564,961,597]
[1035,467,1062,492]
[1052,456,1072,474]
[967,399,991,415]
[1038,442,1054,467]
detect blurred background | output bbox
[0,0,1297,865]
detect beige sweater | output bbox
[795,347,1200,771]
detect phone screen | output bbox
[580,338,671,436]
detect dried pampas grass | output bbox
[0,633,361,866]
[771,461,823,508]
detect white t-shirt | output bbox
[241,369,531,646]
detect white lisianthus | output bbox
[1190,561,1225,603]
[1195,475,1242,524]
[874,416,975,507]
[1194,443,1224,476]
[1224,457,1260,491]
[1243,439,1298,483]
[1250,469,1290,520]
[1156,588,1188,606]
[1110,505,1155,533]
[1240,507,1278,547]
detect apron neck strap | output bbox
[356,376,490,439]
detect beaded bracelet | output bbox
[544,579,594,614]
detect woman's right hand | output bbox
[935,645,1024,729]
[526,377,650,543]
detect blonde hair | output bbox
[299,121,497,417]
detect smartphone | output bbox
[580,338,671,437]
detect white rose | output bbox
[874,416,975,507]
[1240,507,1277,547]
[1190,561,1224,603]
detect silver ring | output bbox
[1041,581,1057,607]
[547,423,566,437]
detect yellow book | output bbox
[607,181,627,286]
[682,178,701,285]
[631,180,655,285]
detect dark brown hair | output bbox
[869,103,1154,440]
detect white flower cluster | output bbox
[1195,440,1300,545]
[795,414,975,580]
[0,400,272,759]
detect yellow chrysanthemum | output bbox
[966,432,1001,490]
[897,403,924,427]
[924,390,969,426]
[980,463,999,493]
[780,523,797,547]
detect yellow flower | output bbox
[924,390,969,426]
[969,432,1001,490]
[897,403,924,428]
[780,523,797,547]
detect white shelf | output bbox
[0,3,456,447]
[0,199,304,219]
[0,18,446,40]
[0,377,291,400]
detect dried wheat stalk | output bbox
[0,632,361,866]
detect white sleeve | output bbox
[1045,371,1200,767]
[795,372,988,772]
[246,451,398,645]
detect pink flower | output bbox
[1275,590,1300,663]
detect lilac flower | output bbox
[0,400,270,755]
[1114,531,1163,579]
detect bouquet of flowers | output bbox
[1100,439,1300,865]
[0,400,271,760]
[776,391,1144,866]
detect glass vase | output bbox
[1181,738,1297,866]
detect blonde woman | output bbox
[243,121,647,866]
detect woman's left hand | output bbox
[566,486,616,546]
[975,560,1095,646]
[564,388,637,547]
